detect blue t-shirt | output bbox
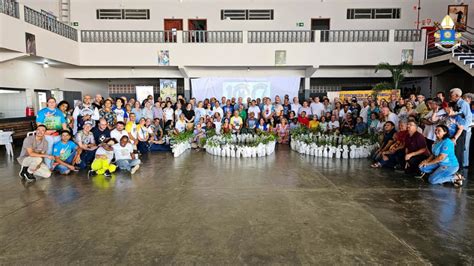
[432,138,458,167]
[446,114,465,138]
[112,107,128,122]
[36,108,66,131]
[53,140,77,161]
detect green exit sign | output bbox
[296,22,304,27]
[72,22,79,26]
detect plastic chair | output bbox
[0,131,14,157]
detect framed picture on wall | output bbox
[25,33,36,56]
[158,50,170,66]
[448,5,468,30]
[275,50,286,65]
[401,49,414,64]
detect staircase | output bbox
[59,0,70,24]
[450,48,474,76]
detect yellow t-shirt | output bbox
[309,120,319,129]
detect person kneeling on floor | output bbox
[419,125,464,187]
[17,125,53,182]
[113,135,141,174]
[89,138,117,177]
[52,130,83,175]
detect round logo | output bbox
[443,31,452,38]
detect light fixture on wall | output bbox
[43,61,49,68]
[247,67,250,72]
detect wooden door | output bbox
[164,19,183,42]
[311,18,330,41]
[188,19,207,42]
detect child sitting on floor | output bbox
[89,138,117,177]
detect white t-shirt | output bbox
[213,107,224,119]
[387,112,399,130]
[423,109,446,141]
[164,108,174,121]
[328,120,340,130]
[96,146,114,163]
[214,121,222,134]
[113,143,133,161]
[310,102,325,118]
[339,109,351,119]
[248,106,261,117]
[360,106,369,123]
[175,120,186,133]
[110,129,128,142]
[291,103,301,114]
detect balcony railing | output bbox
[248,31,312,43]
[320,30,389,42]
[81,30,177,43]
[24,6,77,41]
[394,29,422,42]
[182,31,242,43]
[0,0,19,18]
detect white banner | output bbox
[136,86,154,104]
[191,77,300,101]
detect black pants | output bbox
[405,154,429,175]
[426,138,434,154]
[455,130,466,169]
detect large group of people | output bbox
[16,88,473,187]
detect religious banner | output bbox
[136,86,154,104]
[160,79,177,102]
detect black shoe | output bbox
[104,170,112,177]
[19,167,28,180]
[88,170,97,177]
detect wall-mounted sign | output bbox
[296,22,304,27]
[72,22,79,26]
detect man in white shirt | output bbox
[310,96,325,118]
[291,97,302,115]
[422,98,445,150]
[381,107,399,130]
[72,95,100,134]
[247,100,261,118]
[213,102,224,119]
[328,115,340,133]
[110,122,129,143]
[359,100,369,123]
[113,135,140,174]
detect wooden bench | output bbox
[0,117,36,144]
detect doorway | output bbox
[311,18,330,41]
[164,19,183,42]
[188,19,207,42]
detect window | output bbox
[347,8,400,19]
[96,9,150,20]
[221,9,274,20]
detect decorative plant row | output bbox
[169,131,194,157]
[290,127,379,159]
[204,132,277,158]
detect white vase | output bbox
[342,145,349,159]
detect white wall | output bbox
[0,90,27,118]
[0,59,109,95]
[60,0,473,31]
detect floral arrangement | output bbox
[290,126,379,159]
[204,132,277,158]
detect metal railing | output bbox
[248,30,312,43]
[182,31,242,43]
[24,6,77,41]
[395,29,422,42]
[0,0,19,18]
[81,30,177,43]
[320,30,389,42]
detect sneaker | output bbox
[19,167,28,180]
[88,170,97,177]
[130,164,140,175]
[24,172,36,182]
[104,170,112,177]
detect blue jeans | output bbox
[420,163,459,185]
[45,135,61,169]
[464,129,471,167]
[54,151,76,174]
[116,159,141,172]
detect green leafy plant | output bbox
[374,62,412,90]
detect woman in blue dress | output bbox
[419,125,463,187]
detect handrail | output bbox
[394,29,422,42]
[320,30,389,42]
[248,30,312,43]
[24,6,77,41]
[0,0,19,18]
[81,30,177,43]
[182,31,242,43]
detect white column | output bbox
[304,77,310,99]
[184,77,191,100]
